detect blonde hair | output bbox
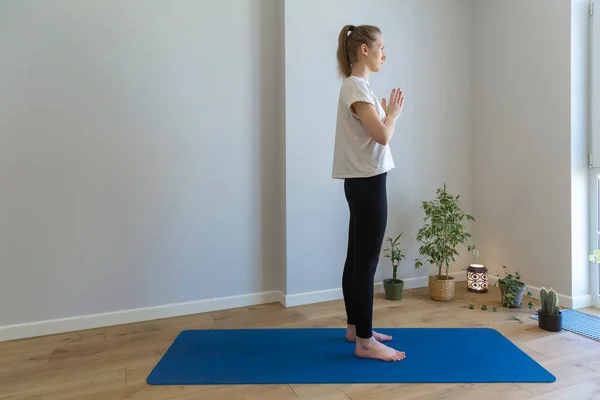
[336,24,382,78]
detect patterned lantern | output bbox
[467,264,488,293]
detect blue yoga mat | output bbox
[146,327,555,385]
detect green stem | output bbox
[442,212,447,280]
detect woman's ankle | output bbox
[356,335,375,347]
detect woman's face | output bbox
[363,34,386,72]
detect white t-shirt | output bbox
[332,76,395,179]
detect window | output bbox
[589,0,600,307]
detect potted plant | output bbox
[383,233,406,300]
[495,266,532,309]
[414,184,478,301]
[537,287,562,332]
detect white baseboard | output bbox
[0,290,285,343]
[3,267,593,343]
[0,271,472,342]
[487,275,593,310]
[571,295,594,309]
[282,271,467,307]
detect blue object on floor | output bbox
[531,309,600,341]
[146,327,555,385]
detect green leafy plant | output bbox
[494,266,533,309]
[384,233,406,283]
[414,184,478,280]
[539,287,560,315]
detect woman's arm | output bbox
[352,88,404,146]
[352,102,397,146]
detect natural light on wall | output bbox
[589,0,600,307]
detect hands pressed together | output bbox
[381,88,404,121]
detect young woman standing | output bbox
[332,24,405,362]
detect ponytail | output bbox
[337,25,353,78]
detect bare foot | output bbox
[345,325,392,342]
[355,337,406,362]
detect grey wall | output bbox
[284,0,476,295]
[471,0,590,299]
[0,0,285,326]
[0,0,592,330]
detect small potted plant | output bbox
[495,266,532,308]
[537,287,562,332]
[414,184,478,301]
[383,233,406,300]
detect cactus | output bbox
[540,287,560,315]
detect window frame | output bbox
[589,170,600,308]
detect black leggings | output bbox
[342,172,388,339]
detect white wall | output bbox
[571,0,591,302]
[0,0,285,328]
[472,0,591,306]
[284,0,476,296]
[1,0,594,339]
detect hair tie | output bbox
[349,25,355,32]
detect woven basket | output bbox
[429,275,455,302]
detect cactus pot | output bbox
[537,309,563,332]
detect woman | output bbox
[332,24,405,362]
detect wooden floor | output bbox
[1,282,600,399]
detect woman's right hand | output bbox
[382,88,404,120]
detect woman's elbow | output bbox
[371,131,389,146]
